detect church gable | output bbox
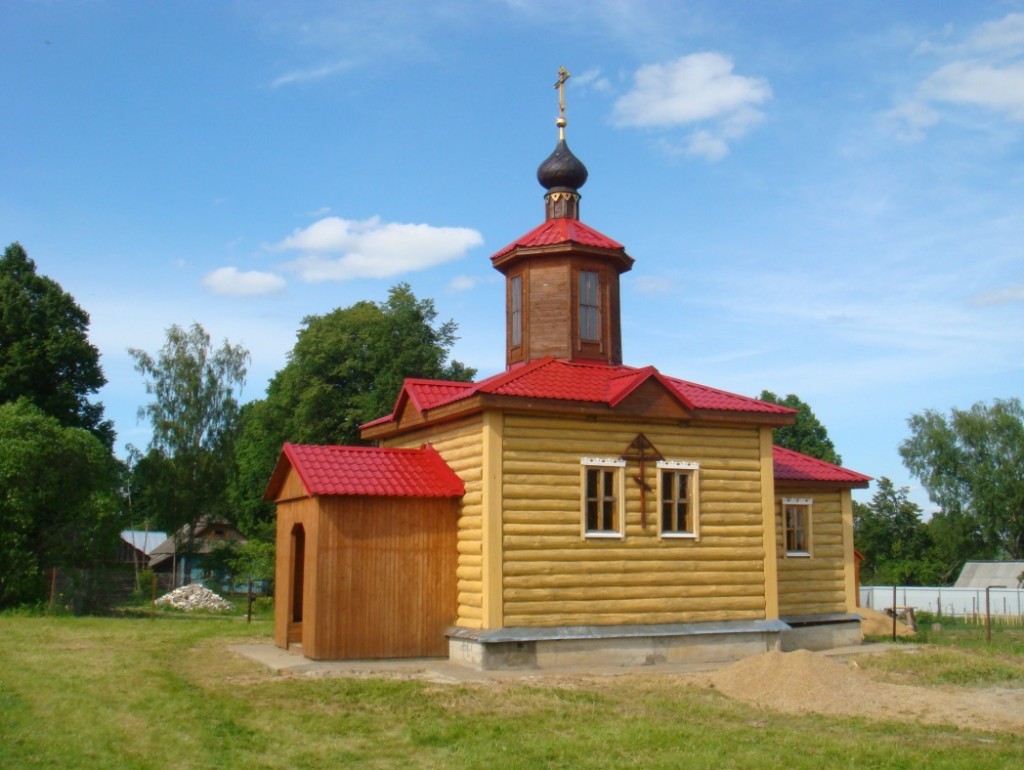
[607,373,693,421]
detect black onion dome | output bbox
[537,139,588,191]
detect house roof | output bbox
[120,530,168,556]
[148,520,246,565]
[953,561,1024,589]
[365,357,796,432]
[772,445,872,488]
[264,443,465,500]
[490,217,624,261]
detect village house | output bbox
[265,73,871,668]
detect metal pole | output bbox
[986,586,992,642]
[49,567,57,614]
[987,585,1007,642]
[892,584,897,641]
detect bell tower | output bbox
[490,67,634,369]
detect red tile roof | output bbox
[267,443,465,499]
[364,357,796,431]
[490,218,624,261]
[772,445,872,487]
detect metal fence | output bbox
[860,585,1024,624]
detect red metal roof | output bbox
[365,357,796,431]
[490,218,624,261]
[772,445,872,487]
[270,443,465,498]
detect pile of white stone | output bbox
[154,584,233,612]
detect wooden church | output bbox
[265,72,871,668]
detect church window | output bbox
[580,458,625,538]
[783,498,813,556]
[510,274,522,347]
[657,461,700,539]
[579,270,600,342]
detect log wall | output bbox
[309,496,458,659]
[381,416,486,629]
[775,488,849,617]
[498,413,769,627]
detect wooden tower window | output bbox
[510,274,523,347]
[579,270,600,342]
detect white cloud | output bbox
[628,274,676,295]
[270,60,354,89]
[572,67,612,93]
[612,53,771,160]
[967,12,1024,53]
[890,13,1024,137]
[202,267,287,296]
[274,215,483,282]
[922,59,1024,121]
[972,285,1024,305]
[448,275,478,292]
[883,101,940,141]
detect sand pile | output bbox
[703,649,1024,732]
[859,607,915,637]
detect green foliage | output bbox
[0,242,113,446]
[230,539,275,581]
[229,283,475,536]
[854,477,940,585]
[0,400,122,608]
[202,541,239,587]
[758,390,841,464]
[128,323,249,540]
[899,397,1024,559]
[272,283,475,446]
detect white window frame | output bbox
[782,497,813,557]
[657,460,700,540]
[580,457,626,539]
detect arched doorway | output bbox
[288,523,305,644]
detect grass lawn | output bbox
[1,614,1022,769]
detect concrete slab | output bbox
[229,641,915,683]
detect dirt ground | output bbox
[690,648,1024,734]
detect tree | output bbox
[129,323,249,578]
[758,390,842,464]
[0,242,113,446]
[229,283,475,536]
[853,477,939,585]
[0,400,122,608]
[899,398,1024,559]
[272,283,475,446]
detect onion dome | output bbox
[537,139,589,192]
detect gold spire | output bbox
[554,66,570,140]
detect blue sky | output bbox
[4,1,1022,510]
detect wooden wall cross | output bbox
[621,433,663,528]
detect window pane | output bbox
[511,275,522,346]
[579,271,600,341]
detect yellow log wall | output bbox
[499,414,768,627]
[380,416,486,629]
[775,488,849,617]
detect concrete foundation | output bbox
[779,613,863,652]
[448,619,790,671]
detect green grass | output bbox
[1,616,1022,769]
[862,617,1024,688]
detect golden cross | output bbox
[554,66,570,138]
